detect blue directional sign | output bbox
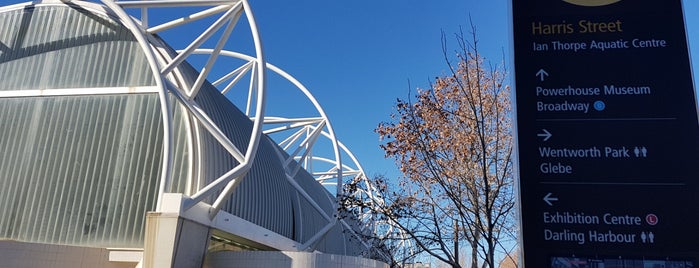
[511,0,699,267]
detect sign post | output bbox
[511,0,699,267]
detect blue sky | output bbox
[131,0,698,180]
[4,0,691,185]
[246,0,513,179]
[245,0,699,179]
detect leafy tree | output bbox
[343,27,516,268]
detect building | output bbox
[0,0,392,267]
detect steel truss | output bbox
[4,0,410,262]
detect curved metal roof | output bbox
[0,0,396,259]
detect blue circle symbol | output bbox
[593,100,606,111]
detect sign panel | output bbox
[511,0,699,267]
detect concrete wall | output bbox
[0,240,137,268]
[0,240,388,268]
[205,251,389,268]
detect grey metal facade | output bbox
[0,2,365,256]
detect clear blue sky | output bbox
[250,1,504,179]
[5,0,693,183]
[246,0,699,179]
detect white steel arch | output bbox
[189,49,345,197]
[187,48,411,260]
[188,49,355,252]
[1,0,268,216]
[108,1,382,255]
[100,0,268,217]
[3,0,407,262]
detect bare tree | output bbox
[342,26,516,268]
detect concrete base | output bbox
[0,240,388,268]
[0,240,138,268]
[143,212,211,268]
[205,251,389,268]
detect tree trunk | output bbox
[454,220,459,268]
[470,231,479,268]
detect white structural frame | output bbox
[7,0,268,243]
[104,0,268,218]
[186,49,410,260]
[189,49,344,194]
[189,49,367,252]
[1,0,410,263]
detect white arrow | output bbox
[537,129,552,141]
[543,192,558,206]
[536,69,549,81]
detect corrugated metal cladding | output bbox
[162,45,361,254]
[178,59,297,239]
[288,163,365,255]
[0,94,163,248]
[195,84,364,255]
[0,5,154,90]
[0,3,366,256]
[0,4,190,248]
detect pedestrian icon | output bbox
[640,232,655,244]
[634,147,648,157]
